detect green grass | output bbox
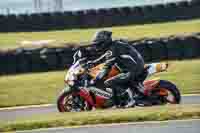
[0,71,66,107]
[0,59,200,108]
[0,104,200,132]
[0,19,200,49]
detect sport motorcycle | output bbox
[57,59,181,112]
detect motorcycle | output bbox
[57,59,181,112]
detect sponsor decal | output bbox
[88,87,112,98]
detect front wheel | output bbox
[57,89,86,112]
[154,80,181,104]
[57,90,74,112]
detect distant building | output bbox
[34,0,63,13]
[54,0,63,12]
[34,0,42,13]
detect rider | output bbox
[86,30,146,108]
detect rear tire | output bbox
[156,80,181,104]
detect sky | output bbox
[0,0,189,15]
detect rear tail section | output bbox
[143,79,181,104]
[143,79,160,95]
[145,62,168,77]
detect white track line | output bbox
[18,119,200,132]
[0,94,200,111]
[0,104,54,111]
[182,94,200,96]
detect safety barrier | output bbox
[0,33,200,75]
[0,0,200,32]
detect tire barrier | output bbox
[133,39,152,62]
[0,0,200,32]
[0,33,200,75]
[147,39,168,61]
[0,50,17,74]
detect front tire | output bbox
[57,89,90,112]
[57,90,74,112]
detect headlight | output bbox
[67,80,75,86]
[64,78,75,86]
[65,72,77,81]
[65,71,76,86]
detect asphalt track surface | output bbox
[0,95,200,122]
[18,119,200,133]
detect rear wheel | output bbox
[154,80,181,104]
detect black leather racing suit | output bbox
[73,40,145,106]
[93,40,145,106]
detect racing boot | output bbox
[111,88,121,108]
[124,88,135,108]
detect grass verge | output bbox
[0,104,200,132]
[0,19,200,49]
[0,59,200,108]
